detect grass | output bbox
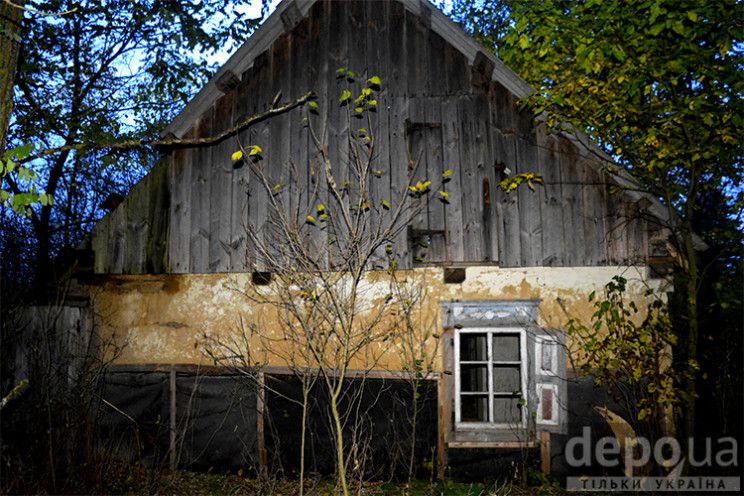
[100,463,569,495]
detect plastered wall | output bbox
[93,266,669,370]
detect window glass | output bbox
[492,334,520,362]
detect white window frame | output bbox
[454,327,528,430]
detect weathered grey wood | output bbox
[388,96,411,269]
[444,35,469,96]
[209,92,235,272]
[146,158,170,274]
[387,0,407,98]
[579,157,608,265]
[168,129,193,273]
[91,212,111,274]
[109,196,127,274]
[456,95,483,262]
[490,81,521,267]
[289,14,312,266]
[536,127,565,267]
[305,1,329,270]
[407,97,431,263]
[515,106,542,267]
[87,0,668,274]
[268,32,292,270]
[625,199,648,264]
[247,51,271,271]
[406,9,428,98]
[364,0,391,269]
[605,174,627,264]
[324,0,349,270]
[423,98,447,261]
[427,30,447,97]
[440,97,464,262]
[189,108,213,273]
[125,170,150,273]
[472,90,497,263]
[557,136,584,267]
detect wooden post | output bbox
[539,431,551,474]
[257,371,267,479]
[169,367,177,471]
[437,376,446,480]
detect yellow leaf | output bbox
[439,191,450,198]
[317,204,325,211]
[442,170,452,177]
[308,101,318,108]
[367,76,381,85]
[249,145,262,156]
[231,150,243,161]
[306,215,316,222]
[382,199,390,208]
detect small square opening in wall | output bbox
[444,268,466,284]
[252,272,272,286]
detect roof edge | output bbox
[162,0,317,138]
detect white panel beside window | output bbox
[535,383,559,426]
[535,335,559,377]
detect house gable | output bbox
[85,0,666,275]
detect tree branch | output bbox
[16,92,315,165]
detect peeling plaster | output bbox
[94,266,669,368]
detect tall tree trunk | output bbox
[0,0,23,152]
[682,229,699,449]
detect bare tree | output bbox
[205,74,449,495]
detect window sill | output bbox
[447,441,538,449]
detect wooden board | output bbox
[208,92,235,273]
[515,106,542,267]
[125,170,150,273]
[167,131,192,273]
[440,97,464,262]
[537,127,565,267]
[189,108,213,273]
[456,95,483,262]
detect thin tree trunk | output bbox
[0,0,22,152]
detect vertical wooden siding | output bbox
[92,0,648,274]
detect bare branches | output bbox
[15,92,314,165]
[2,0,77,17]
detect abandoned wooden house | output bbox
[20,0,688,479]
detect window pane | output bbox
[492,334,520,362]
[493,397,521,423]
[461,395,488,422]
[492,365,520,392]
[460,333,487,361]
[460,365,488,392]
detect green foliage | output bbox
[567,277,684,423]
[500,0,742,218]
[499,172,543,193]
[0,143,51,216]
[3,0,266,284]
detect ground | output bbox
[102,462,570,495]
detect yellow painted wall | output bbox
[93,266,669,370]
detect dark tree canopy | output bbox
[1,0,268,289]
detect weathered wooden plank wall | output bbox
[92,0,649,275]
